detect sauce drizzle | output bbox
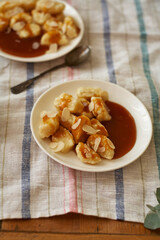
[103,101,137,159]
[0,28,49,57]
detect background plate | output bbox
[30,80,153,172]
[0,0,84,62]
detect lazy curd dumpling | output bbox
[71,115,91,144]
[90,97,111,122]
[87,134,115,160]
[76,142,101,165]
[0,14,9,31]
[50,126,75,153]
[32,9,51,25]
[63,16,79,39]
[39,86,116,166]
[76,87,109,101]
[19,0,37,11]
[54,93,84,114]
[91,118,108,136]
[78,98,94,119]
[0,0,80,55]
[36,0,65,15]
[41,29,69,46]
[39,111,59,138]
[59,108,76,132]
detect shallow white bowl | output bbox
[30,80,153,172]
[0,0,84,62]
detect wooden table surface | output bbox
[0,213,160,240]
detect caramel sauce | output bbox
[83,105,89,113]
[103,101,136,159]
[72,116,90,144]
[53,127,66,138]
[48,30,61,44]
[0,28,49,57]
[59,95,72,110]
[94,98,103,110]
[24,23,34,37]
[80,144,87,158]
[43,115,54,128]
[43,115,49,122]
[80,143,91,159]
[43,115,58,131]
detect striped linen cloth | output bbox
[0,0,160,222]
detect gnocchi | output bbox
[39,87,115,165]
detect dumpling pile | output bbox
[0,0,79,53]
[39,87,115,165]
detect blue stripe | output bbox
[101,0,124,220]
[22,63,34,218]
[101,0,116,83]
[134,0,160,177]
[115,169,125,220]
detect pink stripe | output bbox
[67,44,78,212]
[75,66,83,213]
[67,0,72,5]
[62,165,66,213]
[68,168,78,212]
[62,67,66,213]
[80,171,84,213]
[67,84,78,212]
[68,67,74,81]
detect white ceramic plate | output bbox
[0,0,84,62]
[30,80,153,172]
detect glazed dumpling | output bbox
[76,87,109,101]
[10,12,41,38]
[41,30,69,46]
[36,0,65,15]
[39,111,59,138]
[87,134,115,160]
[18,23,41,38]
[54,93,84,114]
[4,6,24,19]
[10,12,32,31]
[91,118,108,136]
[19,0,38,11]
[32,9,51,25]
[71,115,91,144]
[76,142,101,165]
[0,14,9,31]
[59,108,76,132]
[90,97,111,121]
[78,98,94,119]
[54,12,64,21]
[0,1,20,13]
[43,17,59,32]
[71,115,99,144]
[50,126,75,153]
[63,16,79,39]
[10,13,41,38]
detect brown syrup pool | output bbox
[0,28,49,58]
[103,101,137,159]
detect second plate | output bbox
[0,0,84,62]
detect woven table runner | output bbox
[0,0,160,222]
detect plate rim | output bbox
[30,79,153,172]
[0,0,84,63]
